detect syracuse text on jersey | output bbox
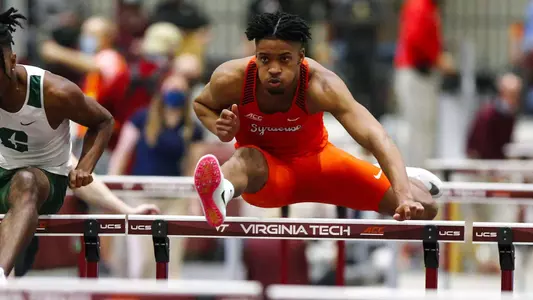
[249,123,303,136]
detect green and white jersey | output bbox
[0,65,72,176]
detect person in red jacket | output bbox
[394,0,455,168]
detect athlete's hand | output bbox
[216,104,240,142]
[127,204,161,215]
[68,169,93,189]
[393,200,424,221]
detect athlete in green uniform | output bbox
[0,8,114,279]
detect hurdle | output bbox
[128,215,465,290]
[426,158,533,288]
[0,277,262,299]
[0,213,464,289]
[92,175,533,288]
[471,222,533,292]
[0,214,126,278]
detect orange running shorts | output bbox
[241,143,391,211]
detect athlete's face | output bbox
[255,39,304,95]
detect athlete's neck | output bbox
[0,66,25,113]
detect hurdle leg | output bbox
[78,237,86,277]
[423,225,439,290]
[335,206,347,286]
[84,219,100,278]
[497,227,514,292]
[280,206,289,284]
[152,220,169,280]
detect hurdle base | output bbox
[83,219,100,279]
[423,225,439,290]
[498,227,515,292]
[152,220,169,280]
[501,270,514,292]
[86,261,99,278]
[156,262,168,280]
[425,268,438,289]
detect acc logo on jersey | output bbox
[245,113,263,122]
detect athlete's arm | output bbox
[45,73,114,174]
[309,67,414,203]
[193,61,243,135]
[70,153,160,215]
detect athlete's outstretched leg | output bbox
[194,147,269,226]
[0,168,49,278]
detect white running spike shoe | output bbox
[405,167,443,198]
[0,268,6,284]
[373,163,443,198]
[194,154,234,227]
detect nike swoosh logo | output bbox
[429,182,440,196]
[374,169,383,179]
[20,121,36,126]
[287,117,300,122]
[221,191,226,206]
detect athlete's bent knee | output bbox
[234,147,268,178]
[12,170,38,194]
[10,168,48,208]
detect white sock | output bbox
[0,267,5,280]
[222,179,235,205]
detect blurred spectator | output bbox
[108,74,205,278]
[118,22,184,176]
[325,0,383,119]
[466,73,522,160]
[393,0,454,167]
[521,0,533,114]
[40,16,129,172]
[151,0,211,76]
[116,0,150,60]
[42,10,84,84]
[109,74,204,176]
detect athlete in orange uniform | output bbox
[193,12,442,227]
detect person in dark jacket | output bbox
[466,73,522,159]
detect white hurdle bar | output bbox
[504,142,533,159]
[91,174,533,204]
[426,158,533,176]
[266,286,517,300]
[96,174,533,204]
[0,277,262,299]
[0,214,463,290]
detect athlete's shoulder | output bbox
[304,58,350,113]
[209,56,252,98]
[305,58,342,96]
[305,58,336,82]
[41,69,84,106]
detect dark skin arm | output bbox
[193,59,245,142]
[308,65,416,218]
[44,72,114,188]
